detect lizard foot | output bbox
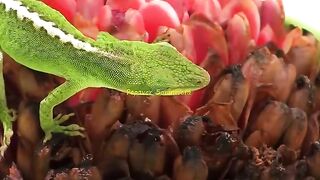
[0,129,13,157]
[42,113,85,143]
[0,110,15,157]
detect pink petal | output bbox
[253,0,263,9]
[111,10,126,31]
[95,5,113,31]
[124,9,146,34]
[258,26,301,54]
[260,0,285,44]
[73,13,100,39]
[139,0,180,42]
[185,0,196,10]
[192,0,221,22]
[43,0,76,22]
[166,0,189,21]
[107,0,146,12]
[218,0,230,8]
[112,9,147,41]
[226,13,252,65]
[281,28,302,54]
[183,15,228,64]
[67,88,103,107]
[257,25,275,46]
[188,89,207,111]
[76,0,104,20]
[220,0,260,41]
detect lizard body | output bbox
[0,0,209,154]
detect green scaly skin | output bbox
[0,0,210,155]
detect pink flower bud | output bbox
[107,0,146,12]
[76,0,104,20]
[96,5,113,31]
[220,0,260,41]
[139,0,180,42]
[42,0,76,22]
[226,13,252,65]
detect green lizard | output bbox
[0,0,210,155]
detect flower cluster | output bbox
[3,1,320,178]
[43,0,291,63]
[42,0,298,110]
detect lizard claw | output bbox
[54,113,75,124]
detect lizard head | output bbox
[117,41,210,96]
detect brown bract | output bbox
[242,47,296,102]
[196,65,249,131]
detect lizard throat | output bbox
[0,0,102,54]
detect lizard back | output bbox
[0,0,210,95]
[0,0,119,79]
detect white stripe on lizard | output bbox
[0,0,105,54]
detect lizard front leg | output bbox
[0,51,14,156]
[40,80,85,142]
